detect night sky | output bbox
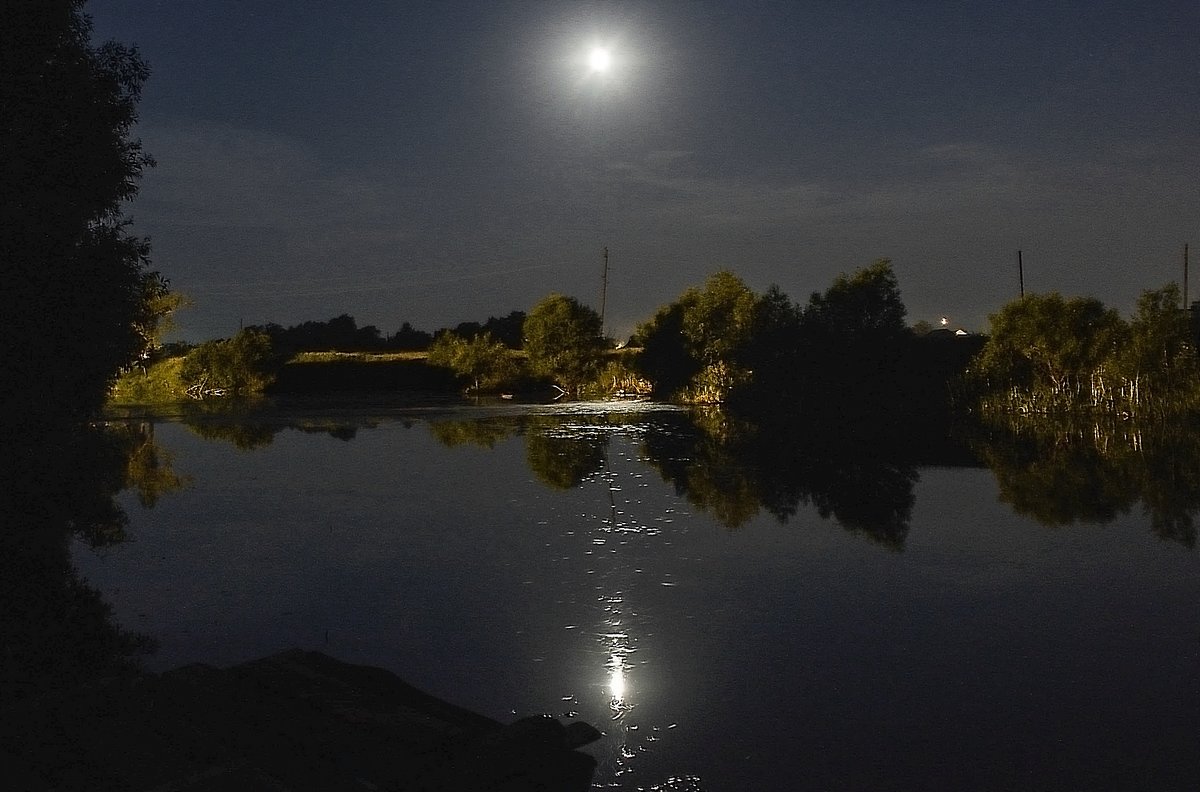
[87,0,1200,342]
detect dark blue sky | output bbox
[88,0,1200,340]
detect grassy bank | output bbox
[109,351,464,405]
[109,357,190,404]
[108,348,647,406]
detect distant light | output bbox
[940,316,949,326]
[589,46,612,73]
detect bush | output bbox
[179,329,277,397]
[426,331,517,392]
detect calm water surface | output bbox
[74,404,1200,791]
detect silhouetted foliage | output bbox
[726,285,806,413]
[632,299,700,398]
[450,321,483,339]
[1,0,169,432]
[391,321,433,350]
[482,310,527,349]
[792,259,912,416]
[873,329,988,421]
[255,314,384,354]
[632,261,967,420]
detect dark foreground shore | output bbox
[2,649,600,791]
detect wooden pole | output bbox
[1184,243,1189,311]
[599,246,609,338]
[1018,249,1024,298]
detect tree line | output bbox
[12,2,1200,431]
[972,284,1200,418]
[112,259,1200,426]
[244,310,529,354]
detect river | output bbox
[72,402,1200,790]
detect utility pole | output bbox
[599,246,609,338]
[1018,249,1024,298]
[1184,243,1189,311]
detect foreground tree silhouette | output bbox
[1,1,166,433]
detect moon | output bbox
[588,46,611,73]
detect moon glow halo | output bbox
[588,46,612,73]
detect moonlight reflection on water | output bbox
[73,404,1200,791]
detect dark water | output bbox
[70,404,1200,791]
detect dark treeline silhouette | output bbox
[247,310,527,355]
[633,262,985,422]
[392,321,433,351]
[439,310,527,349]
[252,314,386,354]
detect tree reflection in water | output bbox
[974,415,1200,547]
[21,406,1197,789]
[156,404,1200,551]
[524,417,610,491]
[1,423,182,702]
[427,416,515,449]
[428,405,1200,551]
[425,407,928,548]
[640,409,922,550]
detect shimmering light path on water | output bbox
[74,407,1200,790]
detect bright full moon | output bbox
[588,46,611,73]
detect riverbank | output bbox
[110,351,566,406]
[2,649,600,791]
